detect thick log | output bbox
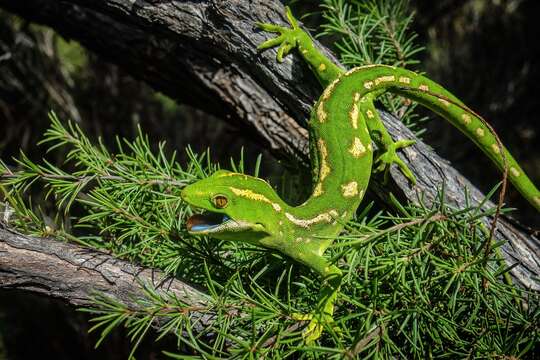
[0,0,537,293]
[0,226,214,330]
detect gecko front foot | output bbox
[375,139,417,184]
[257,7,306,62]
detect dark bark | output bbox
[0,226,214,330]
[0,0,537,301]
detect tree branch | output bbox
[0,0,537,291]
[0,227,214,330]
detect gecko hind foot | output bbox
[257,7,305,62]
[375,139,417,184]
[292,312,340,344]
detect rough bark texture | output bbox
[0,226,213,329]
[0,0,538,303]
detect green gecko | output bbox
[180,7,540,342]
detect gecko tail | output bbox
[394,83,540,213]
[486,143,540,213]
[433,94,540,213]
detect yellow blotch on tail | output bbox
[510,167,520,177]
[349,137,367,158]
[461,114,472,125]
[341,181,358,197]
[374,75,395,85]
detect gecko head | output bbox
[180,170,284,243]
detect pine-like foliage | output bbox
[1,113,538,359]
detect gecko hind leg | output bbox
[257,7,304,62]
[292,309,340,344]
[291,263,342,344]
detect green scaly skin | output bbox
[181,7,540,343]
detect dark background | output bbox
[0,0,539,358]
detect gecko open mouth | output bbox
[186,211,256,234]
[186,212,231,233]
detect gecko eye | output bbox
[212,195,228,209]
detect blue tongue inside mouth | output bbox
[188,213,230,232]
